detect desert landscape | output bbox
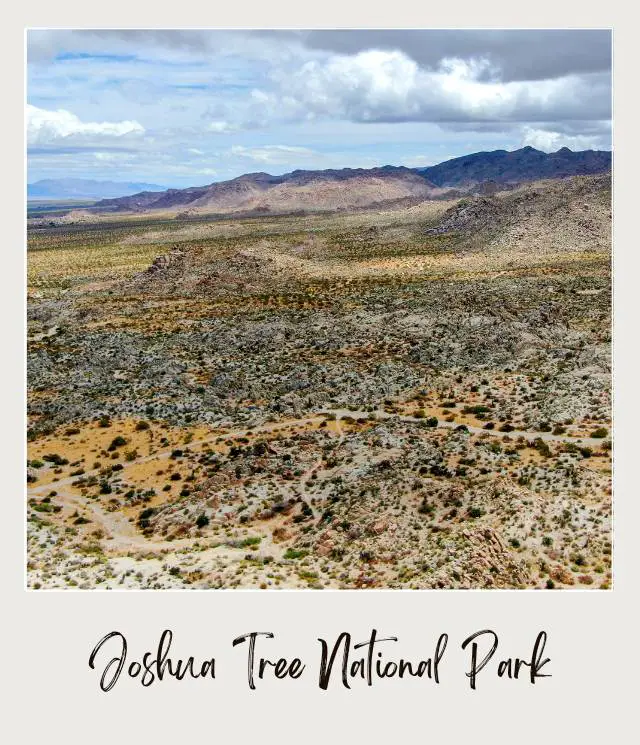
[26,147,612,590]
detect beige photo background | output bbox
[4,1,638,743]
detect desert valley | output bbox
[26,146,612,590]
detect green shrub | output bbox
[43,453,68,466]
[107,436,127,452]
[284,548,308,560]
[418,498,434,515]
[533,438,552,458]
[196,514,209,529]
[463,405,490,415]
[239,536,261,547]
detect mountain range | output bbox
[27,179,166,200]
[88,147,611,217]
[415,145,612,187]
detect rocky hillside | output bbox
[427,172,611,256]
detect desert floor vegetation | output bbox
[27,175,611,589]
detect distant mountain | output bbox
[416,146,612,188]
[91,147,612,217]
[95,167,446,215]
[27,179,166,200]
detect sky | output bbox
[27,29,612,188]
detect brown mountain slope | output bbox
[95,167,445,216]
[188,172,446,215]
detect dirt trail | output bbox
[323,408,606,447]
[28,414,327,553]
[28,408,604,554]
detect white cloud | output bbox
[208,121,239,134]
[261,50,610,126]
[93,152,129,162]
[27,104,144,145]
[520,126,606,152]
[229,145,319,165]
[397,154,441,167]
